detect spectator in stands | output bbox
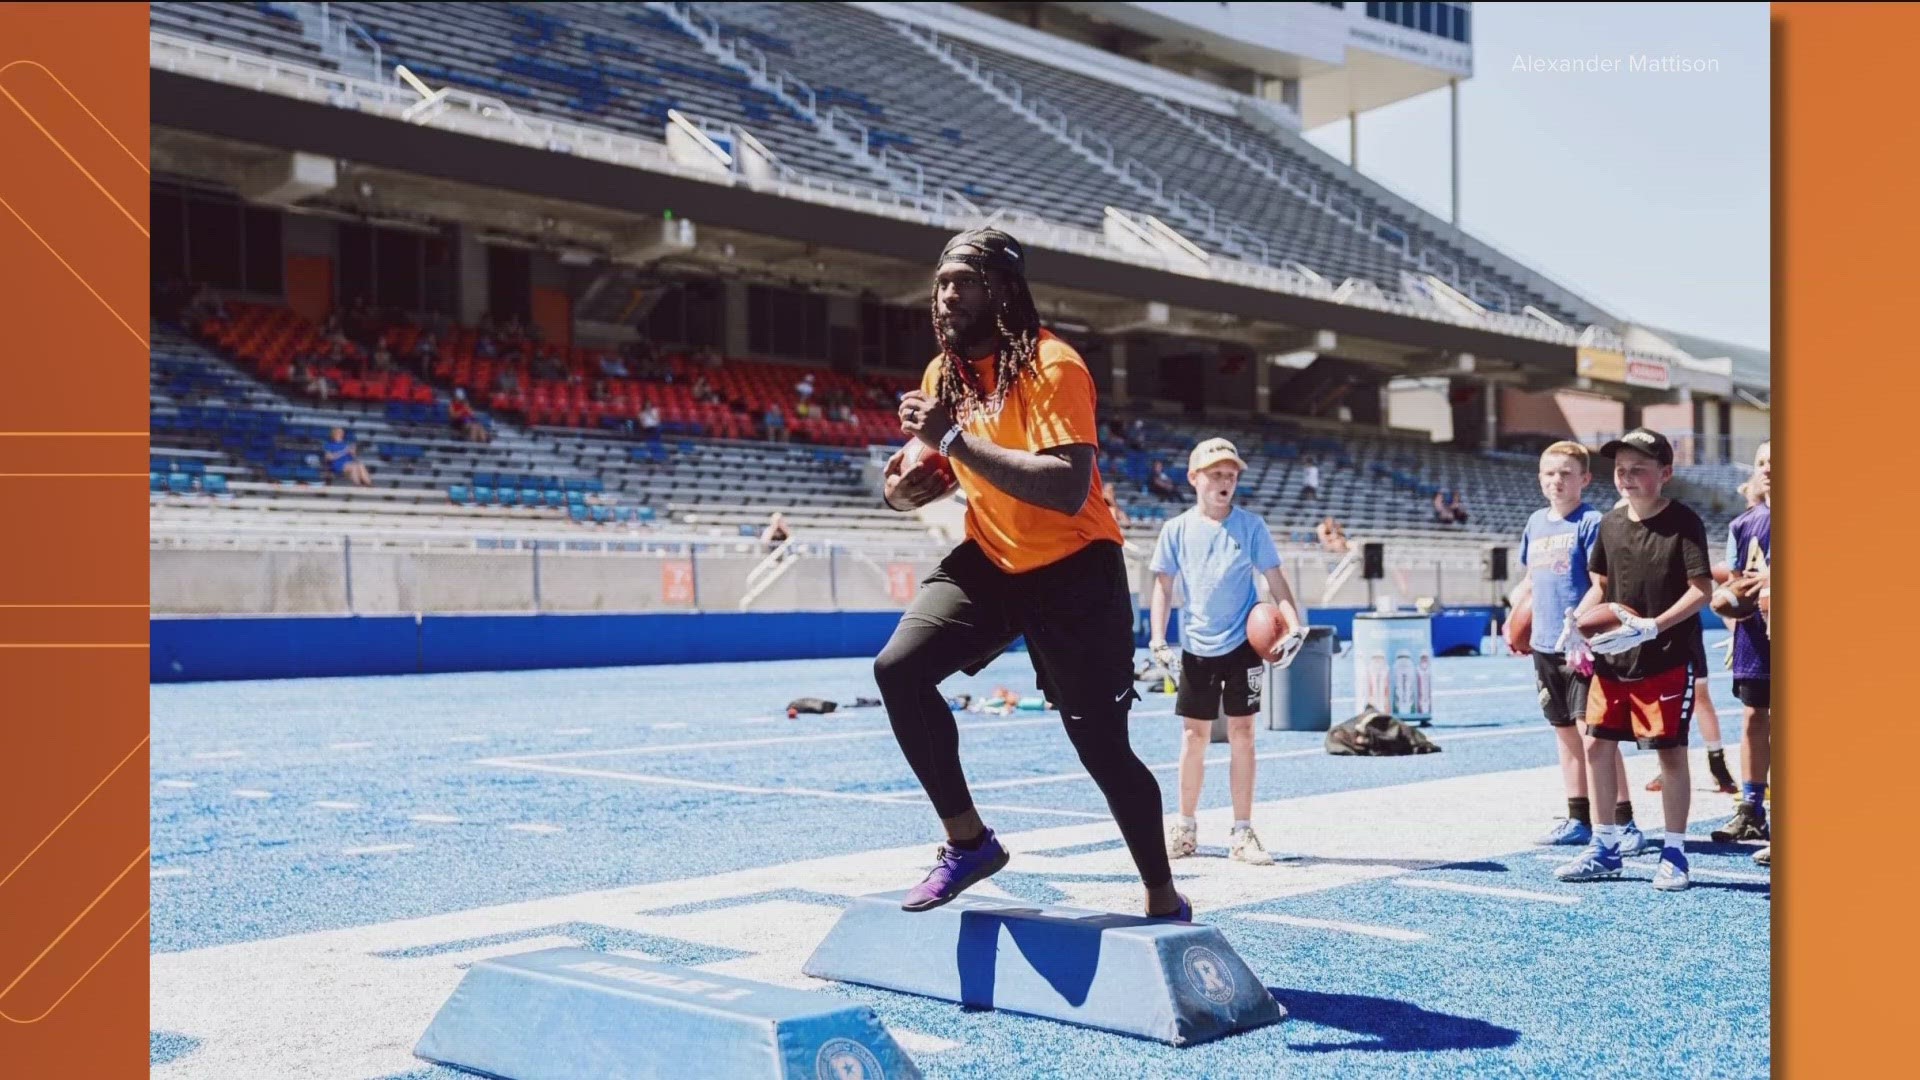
[760,511,792,551]
[692,374,719,405]
[371,342,395,372]
[450,389,491,444]
[1301,456,1322,500]
[322,427,373,488]
[496,367,519,395]
[697,344,724,371]
[763,402,788,442]
[1104,486,1131,527]
[1433,489,1457,525]
[638,401,661,432]
[475,331,499,360]
[1128,418,1148,451]
[293,358,333,403]
[1448,489,1470,525]
[599,352,630,379]
[412,332,439,377]
[1148,460,1179,502]
[796,373,816,406]
[1316,515,1350,555]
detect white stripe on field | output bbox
[1693,868,1770,883]
[340,844,413,856]
[447,736,488,744]
[498,716,1059,763]
[553,728,593,736]
[157,780,196,789]
[1396,878,1579,905]
[966,723,1550,793]
[329,741,374,751]
[311,801,360,811]
[506,823,563,835]
[1236,912,1429,941]
[409,814,462,825]
[477,759,1105,819]
[231,789,272,800]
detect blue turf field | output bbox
[150,635,1769,1079]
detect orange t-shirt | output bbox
[920,329,1123,573]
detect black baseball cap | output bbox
[1600,427,1674,467]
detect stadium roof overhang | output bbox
[158,69,1602,389]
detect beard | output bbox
[938,311,997,358]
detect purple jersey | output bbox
[1726,504,1771,680]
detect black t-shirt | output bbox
[1589,500,1712,680]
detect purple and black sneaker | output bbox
[1157,893,1194,923]
[901,829,1011,911]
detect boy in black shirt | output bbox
[1554,429,1715,892]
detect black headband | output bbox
[938,228,1026,278]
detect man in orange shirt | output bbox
[877,228,1185,921]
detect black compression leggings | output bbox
[872,542,1172,890]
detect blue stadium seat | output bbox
[520,488,542,507]
[473,472,499,489]
[499,488,520,508]
[543,490,566,510]
[591,505,612,524]
[150,471,166,492]
[167,473,194,495]
[449,485,473,505]
[202,474,229,496]
[473,486,495,505]
[568,504,590,522]
[636,506,657,522]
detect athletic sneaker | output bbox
[1710,802,1770,843]
[1707,751,1739,794]
[1652,848,1691,891]
[1752,845,1771,867]
[1229,827,1275,866]
[1617,822,1652,857]
[1553,842,1624,882]
[1535,818,1592,846]
[901,830,1011,911]
[1166,820,1198,859]
[1153,893,1193,922]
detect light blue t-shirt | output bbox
[1519,503,1604,652]
[1150,507,1282,658]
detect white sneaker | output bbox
[1229,827,1275,866]
[1167,820,1197,859]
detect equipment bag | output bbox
[1325,710,1441,756]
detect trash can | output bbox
[1206,625,1337,739]
[1351,612,1435,726]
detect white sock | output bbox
[1665,834,1687,856]
[1178,815,1197,829]
[1595,824,1622,851]
[1232,820,1252,834]
[1706,739,1723,752]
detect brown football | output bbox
[1710,576,1765,622]
[1505,604,1533,656]
[1246,603,1293,662]
[884,441,958,509]
[1577,603,1639,641]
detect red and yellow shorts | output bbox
[1583,662,1695,750]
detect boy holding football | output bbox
[1556,428,1715,892]
[1148,438,1305,866]
[1710,441,1771,864]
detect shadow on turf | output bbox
[1267,988,1520,1053]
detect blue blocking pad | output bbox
[415,947,922,1080]
[803,892,1284,1046]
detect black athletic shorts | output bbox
[1176,641,1265,720]
[1733,678,1771,709]
[1689,633,1710,677]
[1532,650,1590,728]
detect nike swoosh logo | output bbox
[1115,689,1132,702]
[1658,693,1683,702]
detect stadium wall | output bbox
[147,605,1514,683]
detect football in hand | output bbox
[1577,602,1640,641]
[1505,604,1533,656]
[1245,603,1295,662]
[884,440,958,510]
[1711,575,1765,622]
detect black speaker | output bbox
[1486,547,1510,581]
[1362,542,1385,580]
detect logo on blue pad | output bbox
[815,1037,883,1080]
[1182,945,1237,1004]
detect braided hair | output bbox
[930,228,1041,424]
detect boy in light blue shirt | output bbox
[1148,438,1304,865]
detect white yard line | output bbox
[409,814,462,825]
[339,844,414,856]
[505,823,563,835]
[1235,912,1429,942]
[1395,878,1580,905]
[157,780,196,789]
[492,715,1060,763]
[230,790,272,800]
[310,801,361,811]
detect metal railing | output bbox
[148,32,1647,359]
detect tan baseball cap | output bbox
[1187,438,1246,474]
